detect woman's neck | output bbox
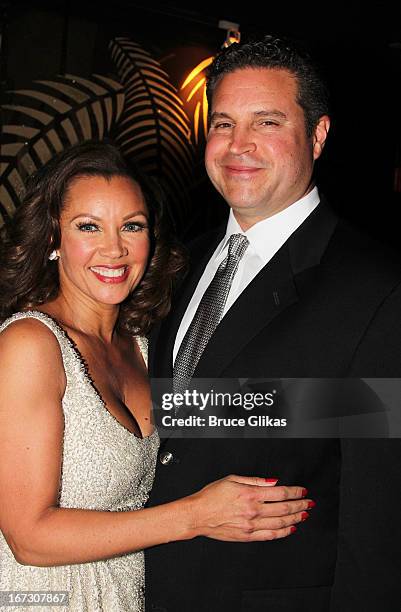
[38,293,119,345]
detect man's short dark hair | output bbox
[206,35,329,136]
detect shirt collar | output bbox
[219,187,320,263]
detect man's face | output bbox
[205,67,329,229]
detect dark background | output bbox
[1,0,401,244]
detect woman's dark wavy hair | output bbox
[0,140,187,336]
[206,34,330,136]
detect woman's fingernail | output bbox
[302,488,308,497]
[290,526,297,534]
[264,478,278,483]
[307,500,316,509]
[301,511,309,521]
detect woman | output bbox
[0,142,310,611]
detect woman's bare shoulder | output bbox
[0,316,65,387]
[0,315,60,349]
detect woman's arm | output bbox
[0,319,310,567]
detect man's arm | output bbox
[330,439,400,611]
[330,284,401,611]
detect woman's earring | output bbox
[48,250,59,261]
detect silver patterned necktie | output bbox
[173,233,249,392]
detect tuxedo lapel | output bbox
[193,201,338,379]
[193,244,298,378]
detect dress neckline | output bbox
[18,310,157,442]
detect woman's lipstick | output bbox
[90,265,129,284]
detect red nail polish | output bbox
[302,488,308,497]
[307,500,316,509]
[290,526,297,534]
[301,511,309,521]
[264,478,278,483]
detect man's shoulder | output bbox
[327,214,401,284]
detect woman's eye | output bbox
[123,222,146,232]
[77,223,99,232]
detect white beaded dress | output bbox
[0,311,159,612]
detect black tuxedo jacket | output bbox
[145,202,401,612]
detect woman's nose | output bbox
[99,231,128,258]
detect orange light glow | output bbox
[180,56,214,144]
[186,77,205,102]
[181,57,213,90]
[194,101,201,144]
[202,85,208,136]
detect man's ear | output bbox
[312,115,330,160]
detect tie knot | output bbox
[227,233,249,260]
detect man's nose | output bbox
[99,231,128,258]
[228,126,256,155]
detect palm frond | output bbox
[0,74,124,230]
[109,37,194,228]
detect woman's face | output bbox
[57,175,150,308]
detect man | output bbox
[146,36,401,612]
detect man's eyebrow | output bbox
[209,112,233,122]
[210,110,287,122]
[253,110,287,119]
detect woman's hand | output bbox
[187,475,312,542]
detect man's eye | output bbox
[214,122,233,129]
[123,222,147,232]
[259,120,279,127]
[77,223,99,232]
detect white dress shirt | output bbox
[173,187,320,364]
